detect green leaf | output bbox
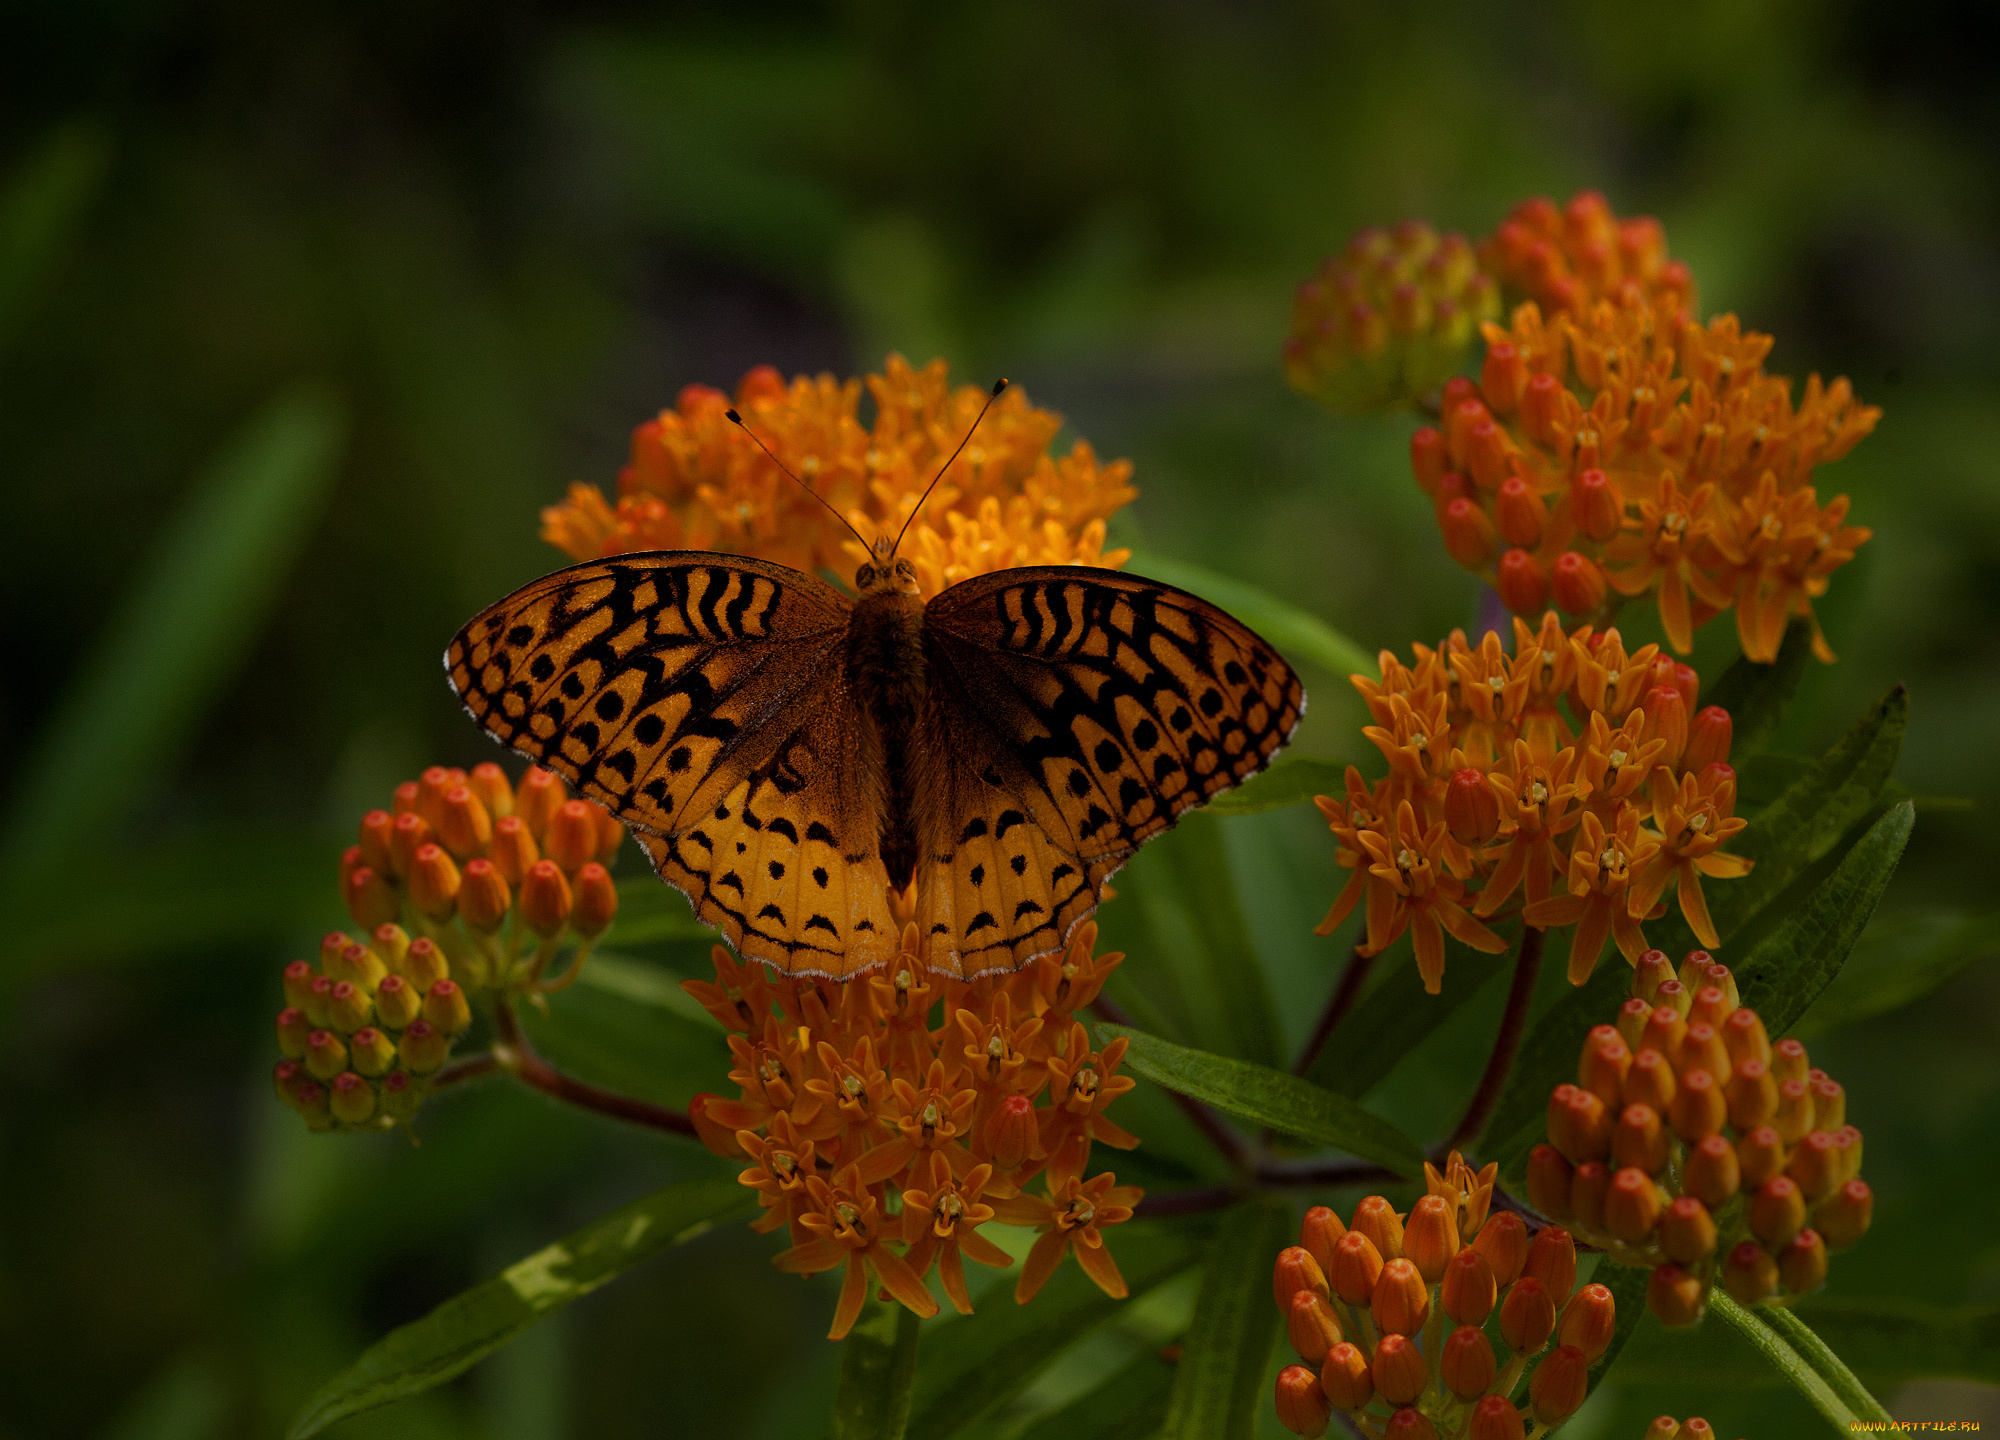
[1126,551,1376,678]
[833,1299,921,1440]
[2,388,346,875]
[1585,1259,1652,1392]
[515,954,730,1108]
[1201,756,1351,816]
[1480,689,1908,1169]
[1302,940,1510,1098]
[1097,1025,1426,1177]
[1612,1296,2000,1389]
[1733,802,1913,1036]
[1700,617,1813,758]
[0,120,109,346]
[1014,1350,1176,1440]
[1794,907,2000,1036]
[1161,1198,1289,1440]
[1129,812,1280,1068]
[903,1219,1202,1440]
[1708,1293,1895,1433]
[287,1174,752,1438]
[606,877,722,947]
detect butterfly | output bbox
[445,383,1305,979]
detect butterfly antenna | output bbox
[725,407,871,550]
[891,377,1009,558]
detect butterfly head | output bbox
[857,539,920,597]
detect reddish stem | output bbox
[1441,924,1545,1156]
[1091,992,1248,1169]
[492,997,697,1138]
[1292,942,1375,1076]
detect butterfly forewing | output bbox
[446,553,900,977]
[913,567,1305,974]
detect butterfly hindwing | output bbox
[914,566,1305,973]
[446,552,897,977]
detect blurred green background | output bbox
[3,3,1998,1437]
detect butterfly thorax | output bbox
[848,554,928,887]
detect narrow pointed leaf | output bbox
[1202,756,1352,816]
[3,387,346,876]
[1127,551,1376,678]
[833,1299,921,1440]
[1135,813,1280,1067]
[0,120,109,344]
[1796,907,2000,1036]
[1016,1350,1176,1440]
[903,1220,1202,1440]
[1586,1258,1651,1391]
[516,954,731,1108]
[1700,618,1813,758]
[1303,940,1510,1097]
[287,1174,751,1438]
[1162,1198,1289,1440]
[1708,1293,1895,1432]
[1097,1025,1425,1176]
[1612,1297,2000,1388]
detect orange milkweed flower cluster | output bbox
[1414,287,1878,662]
[1314,611,1750,992]
[681,917,1144,1340]
[274,763,623,1131]
[1284,221,1501,415]
[1479,191,1698,322]
[541,354,1137,601]
[1271,1154,1614,1439]
[1530,950,1869,1328]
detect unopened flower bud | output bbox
[1548,1085,1611,1163]
[1786,1129,1840,1203]
[423,978,473,1035]
[1496,548,1550,614]
[1473,1209,1528,1286]
[323,941,384,993]
[1287,1289,1343,1364]
[1778,1228,1828,1295]
[368,921,409,971]
[1275,1364,1331,1438]
[378,1067,421,1120]
[1658,1195,1718,1265]
[1624,1047,1676,1113]
[571,861,617,937]
[1616,995,1653,1050]
[1749,1176,1807,1250]
[1569,1161,1610,1232]
[330,1071,376,1126]
[282,959,317,1011]
[1770,1037,1810,1082]
[273,1058,310,1109]
[1526,1143,1574,1219]
[1640,1005,1688,1068]
[1551,550,1607,616]
[1832,1124,1863,1183]
[348,1026,397,1077]
[1441,497,1498,567]
[1773,1077,1815,1144]
[1679,1021,1729,1083]
[516,766,563,838]
[407,843,462,920]
[1605,1167,1662,1244]
[1572,468,1621,542]
[416,765,460,827]
[372,973,421,1029]
[1445,767,1502,845]
[1725,1058,1778,1131]
[982,1093,1039,1169]
[1442,1246,1497,1325]
[1370,1258,1429,1336]
[1331,1231,1384,1306]
[1274,1246,1331,1311]
[1682,1133,1740,1208]
[326,981,372,1033]
[1405,1195,1459,1283]
[1411,428,1448,494]
[304,1028,348,1081]
[276,1007,312,1059]
[468,761,514,819]
[544,800,599,875]
[1522,1227,1576,1300]
[1815,1179,1873,1250]
[1500,1274,1557,1356]
[398,1017,450,1074]
[1557,1282,1616,1361]
[1721,1240,1778,1306]
[1669,1068,1726,1143]
[1441,1324,1497,1400]
[1613,1103,1668,1174]
[1578,1026,1632,1111]
[388,810,434,878]
[1469,1394,1527,1440]
[1648,1264,1707,1327]
[1300,1205,1347,1277]
[489,815,539,885]
[344,865,398,931]
[1318,1341,1372,1412]
[521,859,573,937]
[305,974,334,1028]
[458,858,511,933]
[1810,1076,1845,1131]
[359,810,398,877]
[1683,707,1733,773]
[401,935,450,989]
[1719,1007,1770,1071]
[1528,1344,1589,1424]
[434,784,492,859]
[1351,1195,1404,1260]
[1384,1408,1438,1440]
[1494,476,1546,547]
[1632,949,1675,1003]
[1373,1333,1428,1405]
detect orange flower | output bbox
[900,1153,1013,1314]
[993,1171,1142,1304]
[541,355,1135,599]
[1626,768,1752,949]
[1476,740,1588,919]
[1523,808,1661,983]
[774,1168,940,1340]
[1356,799,1510,994]
[1038,1023,1141,1188]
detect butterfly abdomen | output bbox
[846,590,929,888]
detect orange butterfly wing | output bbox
[910,566,1305,975]
[445,553,900,977]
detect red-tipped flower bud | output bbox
[1749,1176,1808,1250]
[1737,1124,1787,1189]
[1721,1240,1778,1306]
[304,1028,348,1082]
[1659,1195,1718,1265]
[276,1007,312,1059]
[1605,1167,1662,1245]
[1473,1209,1528,1286]
[544,800,599,875]
[349,1026,397,1077]
[1274,1246,1330,1312]
[388,810,434,878]
[1496,548,1550,614]
[397,1018,450,1074]
[1330,1230,1384,1307]
[1669,1067,1727,1143]
[1613,1103,1668,1174]
[1572,468,1622,541]
[1556,1283,1616,1361]
[1351,1195,1404,1261]
[1778,1228,1829,1295]
[401,935,450,990]
[1287,1290,1343,1365]
[406,844,461,920]
[1318,1341,1372,1412]
[1372,1333,1428,1406]
[1441,1246,1497,1326]
[1469,1394,1528,1440]
[1547,1085,1611,1163]
[1499,1276,1556,1355]
[1528,1344,1589,1424]
[571,861,618,937]
[1370,1258,1429,1337]
[343,865,398,931]
[1300,1205,1347,1278]
[521,859,573,937]
[1522,1227,1577,1300]
[458,858,511,933]
[1446,767,1502,845]
[1569,1161,1610,1232]
[436,783,494,858]
[1648,1263,1707,1328]
[1275,1364,1332,1438]
[1405,1195,1459,1283]
[1441,1324,1497,1400]
[516,766,563,839]
[325,980,372,1033]
[330,1071,376,1126]
[422,978,473,1035]
[1551,551,1606,616]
